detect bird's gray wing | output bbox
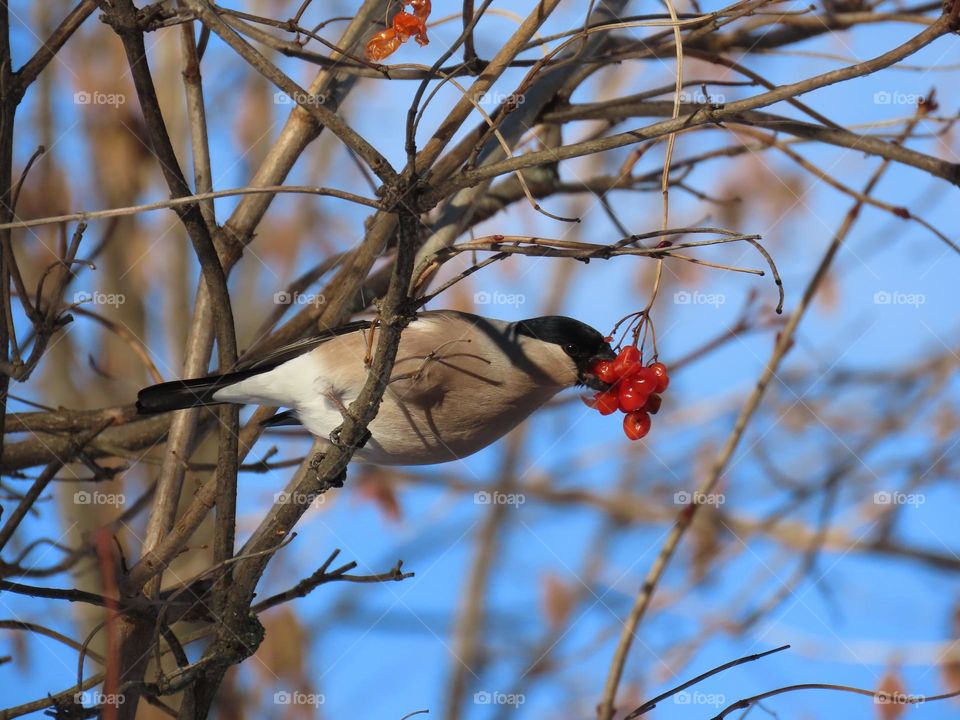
[241,310,467,373]
[237,319,374,372]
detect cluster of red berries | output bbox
[365,0,431,61]
[584,346,670,441]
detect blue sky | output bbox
[2,1,960,718]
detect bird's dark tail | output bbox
[136,368,262,414]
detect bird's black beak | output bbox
[579,343,617,391]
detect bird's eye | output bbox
[563,343,578,355]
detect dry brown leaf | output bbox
[690,504,722,584]
[875,668,907,720]
[255,607,308,681]
[816,270,840,313]
[542,573,576,630]
[355,467,403,522]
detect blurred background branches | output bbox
[0,0,958,718]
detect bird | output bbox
[136,310,615,466]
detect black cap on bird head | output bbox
[514,316,616,391]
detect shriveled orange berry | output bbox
[392,11,422,38]
[365,28,403,61]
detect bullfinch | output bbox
[136,310,615,465]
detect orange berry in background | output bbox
[392,11,422,38]
[365,28,403,61]
[409,0,431,18]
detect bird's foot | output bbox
[306,452,346,489]
[328,426,372,450]
[328,469,346,489]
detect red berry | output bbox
[623,410,652,440]
[618,377,652,412]
[643,393,662,415]
[612,346,641,378]
[594,389,620,415]
[648,362,670,392]
[628,367,658,395]
[618,360,643,380]
[592,359,619,384]
[580,394,598,409]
